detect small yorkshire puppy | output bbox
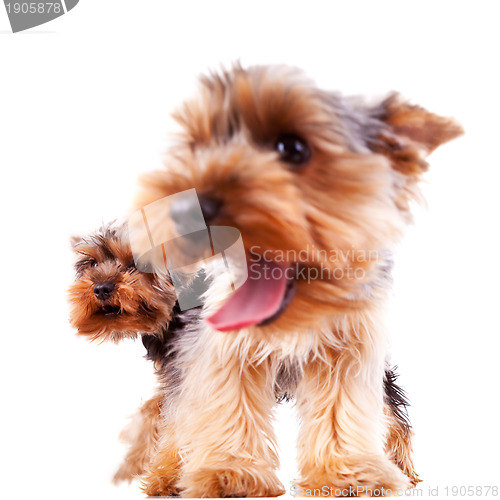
[130,65,462,497]
[68,224,177,481]
[68,223,176,343]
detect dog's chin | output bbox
[76,305,133,335]
[75,316,142,341]
[83,305,168,338]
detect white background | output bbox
[1,1,499,498]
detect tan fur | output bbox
[141,422,181,497]
[385,410,421,487]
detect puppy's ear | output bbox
[70,235,82,249]
[368,93,463,175]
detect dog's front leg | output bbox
[295,330,410,497]
[145,329,285,497]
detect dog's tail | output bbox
[384,367,421,486]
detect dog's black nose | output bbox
[94,282,115,301]
[170,193,222,229]
[199,194,222,224]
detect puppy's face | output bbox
[68,225,176,342]
[135,65,462,332]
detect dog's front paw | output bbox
[179,465,285,498]
[297,454,411,497]
[141,469,180,497]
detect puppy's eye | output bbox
[275,134,311,167]
[124,258,136,272]
[75,258,97,274]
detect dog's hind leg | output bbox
[113,391,163,484]
[384,368,421,486]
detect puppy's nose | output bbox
[94,282,115,301]
[170,194,222,229]
[199,195,222,224]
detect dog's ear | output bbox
[367,93,463,175]
[70,235,82,249]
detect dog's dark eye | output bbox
[125,261,136,272]
[75,257,97,274]
[275,134,311,167]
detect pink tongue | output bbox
[206,260,288,331]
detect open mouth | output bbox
[206,259,297,332]
[95,305,122,318]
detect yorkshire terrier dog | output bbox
[131,65,462,497]
[68,224,178,481]
[70,64,462,497]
